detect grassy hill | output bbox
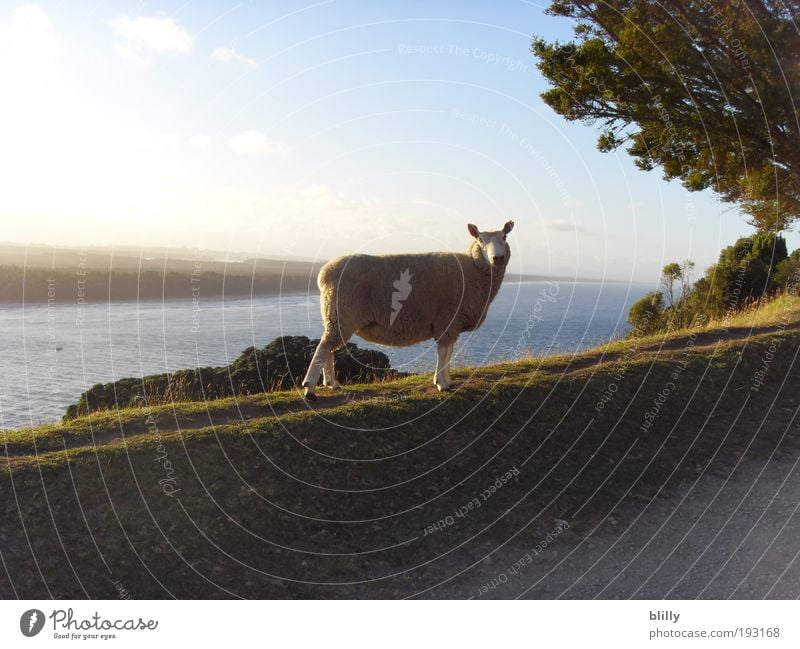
[2,296,799,598]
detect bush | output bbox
[775,250,800,294]
[711,232,787,313]
[630,234,792,336]
[627,291,665,336]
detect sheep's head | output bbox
[468,221,514,268]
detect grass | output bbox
[2,295,800,598]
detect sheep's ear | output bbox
[467,223,480,239]
[503,220,515,234]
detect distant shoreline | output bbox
[0,277,649,306]
[508,275,649,285]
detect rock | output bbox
[64,335,403,419]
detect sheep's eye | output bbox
[503,235,507,241]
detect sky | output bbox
[0,0,795,283]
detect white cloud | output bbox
[563,198,586,209]
[289,185,381,215]
[189,134,212,151]
[0,4,57,53]
[229,130,286,156]
[111,15,192,63]
[293,185,339,210]
[543,219,588,233]
[211,46,257,68]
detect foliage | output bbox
[709,231,787,312]
[660,262,682,310]
[775,249,800,294]
[659,260,696,327]
[532,1,800,230]
[629,232,790,334]
[674,274,715,326]
[627,290,665,334]
[64,336,400,419]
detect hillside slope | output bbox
[2,297,800,598]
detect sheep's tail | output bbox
[317,262,342,342]
[317,261,340,293]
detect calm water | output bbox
[0,281,650,429]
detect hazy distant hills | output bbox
[0,243,597,304]
[0,244,323,303]
[0,243,323,276]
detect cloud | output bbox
[563,198,586,209]
[229,130,286,156]
[0,4,57,53]
[211,46,257,68]
[543,219,588,233]
[288,185,381,215]
[111,15,192,63]
[189,134,212,151]
[293,185,340,210]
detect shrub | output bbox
[627,291,665,336]
[711,232,787,313]
[775,250,800,294]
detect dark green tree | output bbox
[709,231,787,311]
[679,274,715,325]
[773,248,800,293]
[532,1,800,230]
[627,290,665,335]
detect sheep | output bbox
[301,221,515,399]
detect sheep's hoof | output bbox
[436,384,453,392]
[305,391,318,401]
[324,381,342,390]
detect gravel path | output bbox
[429,453,800,599]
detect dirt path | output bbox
[426,450,800,599]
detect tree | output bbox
[774,248,800,294]
[680,274,715,324]
[627,290,665,335]
[708,231,787,311]
[660,259,695,326]
[532,1,800,230]
[679,259,696,303]
[661,262,682,310]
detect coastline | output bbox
[0,277,647,306]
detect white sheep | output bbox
[302,221,515,399]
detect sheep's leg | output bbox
[322,350,341,389]
[443,341,456,387]
[302,339,332,400]
[434,341,453,392]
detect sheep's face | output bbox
[468,221,514,268]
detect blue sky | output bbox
[0,0,794,282]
